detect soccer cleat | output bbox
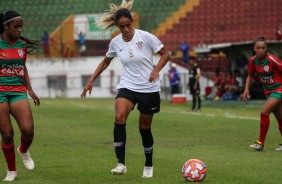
[17,146,35,170]
[142,166,153,178]
[111,163,127,175]
[275,144,282,151]
[249,141,264,151]
[4,171,17,181]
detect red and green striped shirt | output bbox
[248,54,282,95]
[0,37,27,93]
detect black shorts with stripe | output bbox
[116,88,160,114]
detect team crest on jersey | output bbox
[136,41,144,50]
[264,65,269,72]
[18,49,24,58]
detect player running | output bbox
[81,0,170,178]
[243,37,282,151]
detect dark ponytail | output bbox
[1,11,39,54]
[19,36,39,55]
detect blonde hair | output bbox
[96,0,134,32]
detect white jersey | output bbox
[106,29,164,93]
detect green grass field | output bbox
[3,98,282,183]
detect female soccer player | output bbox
[81,0,170,178]
[243,37,282,151]
[0,11,40,181]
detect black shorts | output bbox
[189,83,200,95]
[116,88,160,114]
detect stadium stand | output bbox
[1,0,281,77]
[0,0,186,41]
[157,0,282,50]
[1,0,282,48]
[154,0,282,82]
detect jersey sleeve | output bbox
[247,57,256,74]
[269,54,282,71]
[146,33,164,53]
[196,66,201,78]
[105,40,117,58]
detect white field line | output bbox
[176,111,260,121]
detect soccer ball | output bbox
[182,159,207,182]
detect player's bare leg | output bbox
[111,98,133,175]
[273,102,282,150]
[0,102,17,181]
[11,100,35,170]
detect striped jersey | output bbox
[248,54,282,95]
[0,36,27,93]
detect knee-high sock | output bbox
[258,114,270,144]
[277,120,282,136]
[2,142,16,171]
[113,124,126,165]
[197,96,201,110]
[192,96,196,110]
[19,133,34,153]
[139,128,154,167]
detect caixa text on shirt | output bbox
[1,64,24,76]
[260,76,274,83]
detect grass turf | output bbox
[2,98,282,183]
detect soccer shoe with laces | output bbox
[275,144,282,151]
[17,146,35,170]
[4,171,17,181]
[249,141,264,151]
[142,166,153,178]
[111,163,127,175]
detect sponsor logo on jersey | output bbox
[0,64,24,76]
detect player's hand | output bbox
[242,89,249,101]
[81,80,93,98]
[28,90,40,106]
[149,70,159,83]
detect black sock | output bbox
[192,96,196,110]
[197,96,201,109]
[139,128,154,167]
[114,123,126,165]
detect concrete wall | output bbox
[26,56,211,99]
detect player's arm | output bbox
[194,67,201,89]
[149,47,170,82]
[242,73,254,101]
[81,57,113,98]
[24,65,40,106]
[243,57,256,101]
